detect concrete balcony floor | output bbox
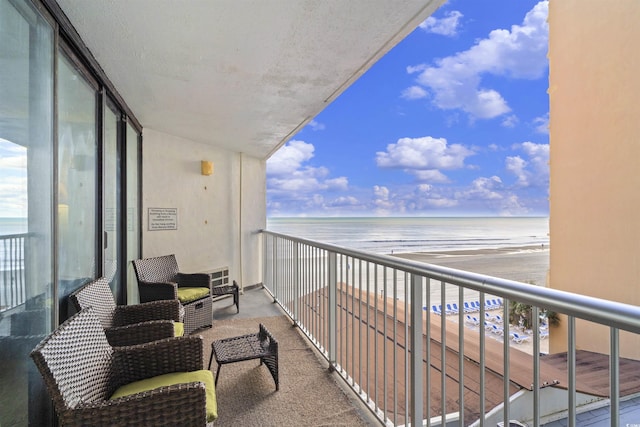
[205,286,378,426]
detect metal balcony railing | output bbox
[262,230,640,427]
[0,233,27,312]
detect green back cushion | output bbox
[177,287,210,304]
[110,370,217,421]
[174,322,184,337]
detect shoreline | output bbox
[391,245,550,287]
[342,244,551,356]
[391,244,548,257]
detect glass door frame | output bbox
[103,96,124,304]
[124,118,142,305]
[56,41,101,323]
[104,95,143,305]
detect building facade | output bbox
[548,0,640,359]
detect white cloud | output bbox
[505,156,529,186]
[499,194,530,216]
[412,185,458,208]
[406,64,427,74]
[533,112,549,134]
[267,140,350,214]
[401,85,428,100]
[372,185,394,212]
[267,140,314,175]
[326,196,359,207]
[0,176,28,217]
[0,139,28,216]
[419,11,463,37]
[0,155,27,169]
[410,169,450,183]
[456,176,504,200]
[426,197,459,208]
[325,177,348,190]
[376,136,474,170]
[376,136,474,183]
[308,120,326,131]
[407,1,548,120]
[268,175,324,192]
[373,185,389,200]
[506,141,549,187]
[502,114,519,128]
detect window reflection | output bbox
[0,0,54,425]
[57,53,97,319]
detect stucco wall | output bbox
[548,0,640,357]
[239,154,267,288]
[140,128,265,293]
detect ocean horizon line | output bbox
[268,215,549,219]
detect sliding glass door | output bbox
[0,1,143,424]
[0,1,54,425]
[56,49,98,319]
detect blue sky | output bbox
[267,0,549,218]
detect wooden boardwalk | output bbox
[543,349,640,398]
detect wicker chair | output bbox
[30,307,217,426]
[132,254,213,334]
[69,277,184,347]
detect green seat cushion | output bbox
[177,287,210,304]
[174,322,184,337]
[110,370,217,421]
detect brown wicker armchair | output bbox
[30,307,217,426]
[132,254,213,334]
[69,277,184,347]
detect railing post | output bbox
[568,316,576,427]
[272,236,278,302]
[610,327,620,427]
[327,251,337,369]
[262,232,267,289]
[410,274,423,426]
[293,241,299,325]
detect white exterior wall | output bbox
[140,128,265,291]
[239,153,267,288]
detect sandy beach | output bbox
[393,245,549,286]
[392,245,550,355]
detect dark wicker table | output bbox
[208,323,279,390]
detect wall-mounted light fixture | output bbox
[201,160,214,176]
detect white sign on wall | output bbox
[148,208,178,231]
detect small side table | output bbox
[208,323,279,390]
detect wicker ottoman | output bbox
[183,296,213,334]
[208,323,278,390]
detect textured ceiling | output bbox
[56,0,444,159]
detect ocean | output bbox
[266,216,549,255]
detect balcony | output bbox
[242,230,640,427]
[4,230,640,425]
